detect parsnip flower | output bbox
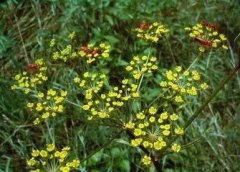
[27,144,80,171]
[78,42,111,64]
[171,143,181,153]
[141,155,151,165]
[185,22,228,52]
[26,89,67,125]
[126,55,158,80]
[11,58,48,94]
[159,66,208,103]
[134,21,169,43]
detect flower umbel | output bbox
[27,89,67,125]
[26,144,80,172]
[185,22,228,52]
[134,21,169,43]
[11,58,48,94]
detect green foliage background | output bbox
[0,0,240,171]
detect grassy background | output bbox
[1,0,240,171]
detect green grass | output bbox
[1,0,240,171]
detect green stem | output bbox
[137,74,144,92]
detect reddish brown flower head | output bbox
[194,37,212,48]
[139,21,151,30]
[201,21,218,31]
[26,64,39,73]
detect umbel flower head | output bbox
[26,144,80,172]
[11,58,48,94]
[50,31,111,63]
[27,89,67,125]
[159,66,208,104]
[78,42,111,64]
[134,21,169,43]
[74,71,141,120]
[125,55,158,80]
[185,22,228,52]
[125,106,183,154]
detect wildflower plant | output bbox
[185,22,229,52]
[26,144,80,172]
[10,19,239,172]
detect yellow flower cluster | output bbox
[74,71,142,120]
[82,86,127,120]
[27,89,67,125]
[78,43,111,64]
[51,40,111,64]
[11,59,48,94]
[125,55,158,79]
[185,22,228,52]
[126,107,183,152]
[26,144,80,172]
[52,44,75,62]
[74,72,107,100]
[134,22,169,42]
[120,79,140,98]
[159,66,208,103]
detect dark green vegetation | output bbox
[1,0,240,171]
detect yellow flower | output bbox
[136,112,145,119]
[160,112,168,120]
[171,143,181,152]
[38,92,44,98]
[31,150,39,157]
[159,81,167,87]
[60,166,70,172]
[170,113,179,121]
[41,112,49,119]
[149,116,155,123]
[125,121,135,129]
[82,104,90,110]
[162,130,170,136]
[131,138,142,147]
[148,106,157,115]
[27,103,34,108]
[154,141,163,150]
[200,83,208,89]
[27,158,37,166]
[134,129,143,136]
[40,150,48,157]
[174,128,184,135]
[141,155,151,165]
[175,95,183,103]
[46,144,55,152]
